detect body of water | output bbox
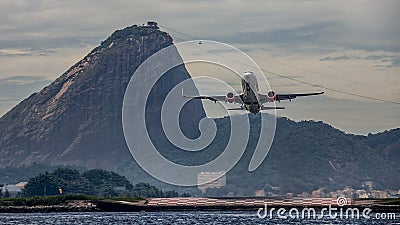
[0,211,399,224]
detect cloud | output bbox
[276,95,400,135]
[320,55,359,61]
[223,21,334,45]
[0,76,52,100]
[0,48,59,57]
[366,54,400,68]
[0,75,52,116]
[0,0,398,133]
[320,52,400,68]
[0,49,31,57]
[0,25,15,30]
[0,0,399,52]
[0,38,100,53]
[0,101,18,117]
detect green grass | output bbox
[0,195,146,207]
[375,198,400,205]
[355,198,400,205]
[0,196,67,206]
[104,196,145,202]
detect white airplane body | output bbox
[184,71,324,114]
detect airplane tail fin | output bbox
[181,89,195,99]
[181,89,187,97]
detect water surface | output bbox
[0,211,399,224]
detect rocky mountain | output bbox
[0,24,205,169]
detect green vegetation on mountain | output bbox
[0,163,60,184]
[199,115,400,196]
[116,115,400,197]
[21,168,184,198]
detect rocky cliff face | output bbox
[0,25,205,169]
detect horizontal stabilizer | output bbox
[262,106,285,110]
[227,107,244,110]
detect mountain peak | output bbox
[93,23,170,56]
[103,23,163,44]
[0,24,205,168]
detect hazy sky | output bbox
[0,0,399,134]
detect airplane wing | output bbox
[259,91,324,103]
[227,106,285,111]
[182,91,243,104]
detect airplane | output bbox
[183,70,324,114]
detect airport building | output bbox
[197,171,226,193]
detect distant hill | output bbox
[211,116,400,195]
[114,115,399,196]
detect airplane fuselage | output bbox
[241,71,261,114]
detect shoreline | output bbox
[0,197,399,213]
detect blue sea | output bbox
[0,211,399,224]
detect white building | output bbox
[197,171,226,193]
[2,182,27,197]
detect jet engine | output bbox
[267,91,276,102]
[225,92,235,103]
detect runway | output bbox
[146,197,352,208]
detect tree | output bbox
[163,190,179,198]
[181,192,191,197]
[51,168,93,196]
[132,183,163,197]
[3,188,10,198]
[23,168,140,197]
[82,169,133,197]
[23,172,59,196]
